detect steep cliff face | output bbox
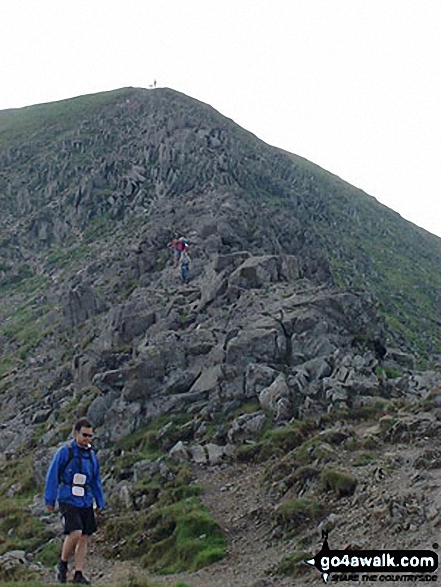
[1,87,440,358]
[1,87,441,583]
[0,87,331,259]
[0,87,440,448]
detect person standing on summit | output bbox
[45,418,105,585]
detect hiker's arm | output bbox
[91,459,105,510]
[44,450,63,508]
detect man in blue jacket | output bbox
[45,418,105,585]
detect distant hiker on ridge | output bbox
[167,236,189,267]
[179,249,191,284]
[45,418,105,585]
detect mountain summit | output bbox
[0,87,440,583]
[1,87,440,356]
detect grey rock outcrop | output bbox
[1,87,439,488]
[63,283,102,328]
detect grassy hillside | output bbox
[269,159,441,355]
[0,87,135,147]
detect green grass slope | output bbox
[0,87,135,147]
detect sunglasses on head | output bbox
[80,431,93,438]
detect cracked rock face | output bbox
[0,86,440,463]
[2,88,441,587]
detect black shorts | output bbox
[59,503,97,536]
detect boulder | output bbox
[278,255,300,281]
[345,373,380,397]
[300,335,339,360]
[132,459,160,483]
[245,364,279,397]
[325,385,349,403]
[407,371,441,396]
[274,397,293,421]
[106,301,156,344]
[30,494,47,517]
[87,392,118,427]
[227,411,267,443]
[318,513,340,534]
[32,408,52,424]
[169,441,189,462]
[164,370,201,395]
[228,255,299,291]
[287,371,309,395]
[93,369,126,394]
[198,272,228,310]
[229,256,279,289]
[110,482,133,509]
[385,348,415,370]
[206,442,226,465]
[189,444,207,465]
[226,325,287,365]
[259,374,290,413]
[301,357,333,381]
[137,331,186,373]
[213,251,251,273]
[72,354,98,388]
[63,283,102,328]
[101,399,142,442]
[189,365,224,396]
[120,354,166,402]
[185,328,217,357]
[0,550,27,573]
[289,310,320,335]
[298,397,324,420]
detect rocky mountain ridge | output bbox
[0,87,440,584]
[1,87,441,354]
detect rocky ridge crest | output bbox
[0,87,440,584]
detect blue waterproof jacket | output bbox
[45,440,105,509]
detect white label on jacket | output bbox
[72,486,85,497]
[73,473,86,485]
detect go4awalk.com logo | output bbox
[305,532,439,583]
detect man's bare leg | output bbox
[74,534,89,573]
[61,530,82,562]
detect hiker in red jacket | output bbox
[167,237,189,267]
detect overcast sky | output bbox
[2,0,440,238]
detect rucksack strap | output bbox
[58,446,95,485]
[58,446,74,484]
